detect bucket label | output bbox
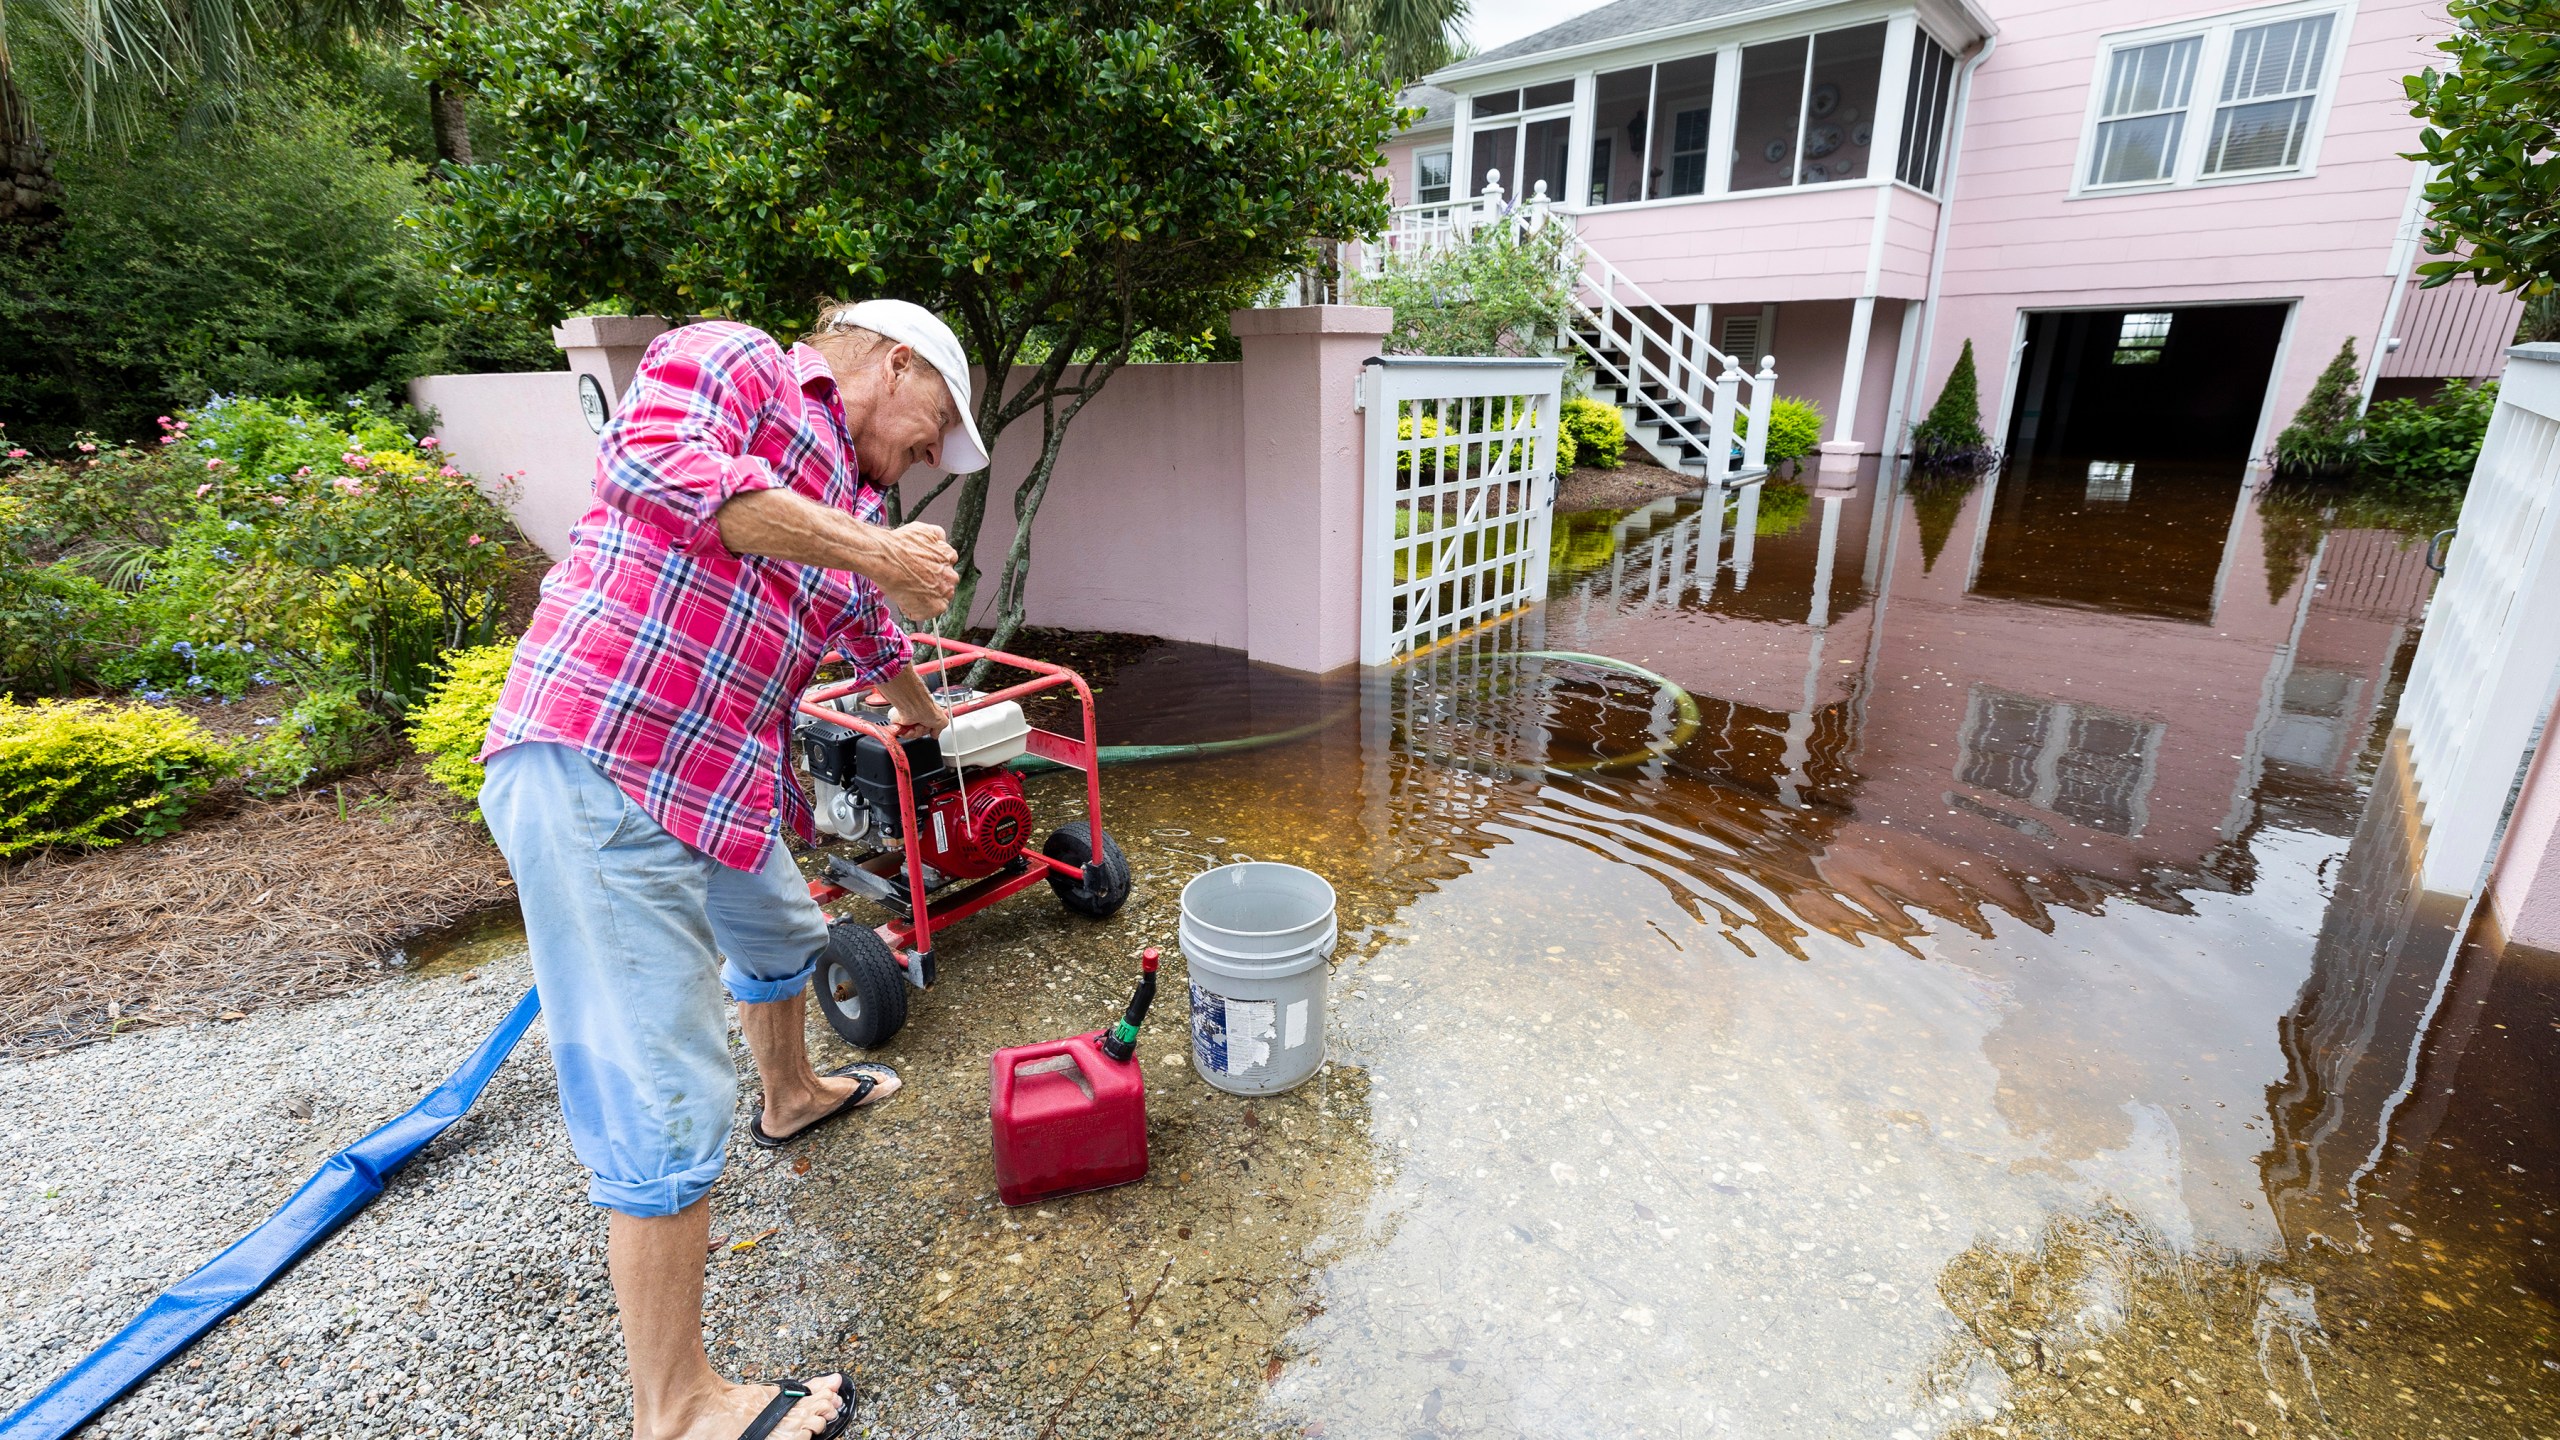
[1190,983,1275,1077]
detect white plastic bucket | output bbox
[1179,863,1337,1096]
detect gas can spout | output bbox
[1099,947,1159,1063]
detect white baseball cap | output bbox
[820,298,989,473]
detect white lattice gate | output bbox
[2397,343,2560,893]
[1357,357,1567,666]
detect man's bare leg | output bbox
[609,1197,844,1440]
[738,988,902,1135]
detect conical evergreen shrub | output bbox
[2271,339,2363,478]
[1912,339,1991,472]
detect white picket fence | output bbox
[2397,343,2560,894]
[1357,356,1567,666]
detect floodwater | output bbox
[406,453,2560,1437]
[1031,453,2557,1437]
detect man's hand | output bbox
[873,522,960,619]
[714,489,959,618]
[874,665,950,739]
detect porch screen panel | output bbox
[1803,23,1886,182]
[1469,127,1515,200]
[1733,36,1810,192]
[1523,116,1572,202]
[1647,55,1720,197]
[2203,14,2332,174]
[2088,36,2200,185]
[1897,32,1958,192]
[1591,66,1653,205]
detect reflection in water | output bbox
[1077,453,2559,1435]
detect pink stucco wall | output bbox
[407,371,594,561]
[903,363,1251,652]
[411,307,1390,675]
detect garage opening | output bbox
[2006,305,2289,462]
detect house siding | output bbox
[1378,0,2494,457]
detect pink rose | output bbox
[268,495,288,506]
[158,436,177,446]
[196,483,213,497]
[467,534,485,546]
[76,442,97,453]
[439,465,463,478]
[5,448,25,459]
[156,416,173,428]
[205,458,223,470]
[419,436,440,450]
[294,466,312,478]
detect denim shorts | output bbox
[480,741,829,1217]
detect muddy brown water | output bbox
[416,456,2557,1437]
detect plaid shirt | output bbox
[484,321,913,872]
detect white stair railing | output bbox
[1355,168,1778,481]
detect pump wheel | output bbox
[814,921,908,1050]
[1044,820,1131,918]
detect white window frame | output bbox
[1414,148,1453,205]
[2069,0,2352,199]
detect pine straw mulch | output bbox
[0,758,512,1060]
[1555,456,1702,514]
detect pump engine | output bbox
[798,690,1034,882]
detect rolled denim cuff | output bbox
[722,952,818,1005]
[586,1149,729,1218]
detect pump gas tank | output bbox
[989,1033,1147,1207]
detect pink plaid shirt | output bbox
[483,321,913,871]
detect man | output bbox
[477,300,980,1440]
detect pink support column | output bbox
[2488,690,2560,952]
[551,315,672,417]
[1230,305,1393,675]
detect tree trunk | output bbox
[1,67,63,226]
[428,82,475,167]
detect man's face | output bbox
[845,344,960,483]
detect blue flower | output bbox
[169,640,195,658]
[225,520,248,532]
[211,547,238,564]
[254,716,280,727]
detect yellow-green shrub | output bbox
[1561,396,1625,470]
[407,642,519,808]
[0,698,234,856]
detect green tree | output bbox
[418,0,1398,649]
[1911,339,1990,470]
[2404,0,2560,294]
[0,76,553,447]
[2270,338,2363,477]
[1289,0,1471,83]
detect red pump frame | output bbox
[794,633,1107,984]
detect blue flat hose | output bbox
[6,649,1687,1436]
[0,988,542,1440]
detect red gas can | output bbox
[990,1032,1148,1207]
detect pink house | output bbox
[1379,0,2521,474]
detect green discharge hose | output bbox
[1009,649,1699,779]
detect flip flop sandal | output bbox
[736,1372,855,1440]
[748,1063,899,1148]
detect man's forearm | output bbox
[714,487,957,618]
[715,487,888,573]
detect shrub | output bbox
[1744,396,1826,472]
[1913,340,1992,471]
[1355,220,1576,358]
[409,643,519,808]
[0,698,235,857]
[1561,396,1625,470]
[2359,379,2499,499]
[242,683,394,794]
[2272,339,2364,478]
[0,75,561,451]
